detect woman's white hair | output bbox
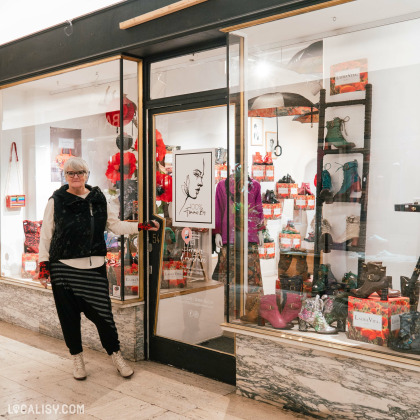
[63,157,89,173]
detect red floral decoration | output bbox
[156,130,166,162]
[105,152,137,184]
[156,171,172,202]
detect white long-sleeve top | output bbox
[39,192,138,269]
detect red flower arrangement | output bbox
[105,152,137,184]
[156,130,166,162]
[156,171,172,202]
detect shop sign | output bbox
[330,58,368,95]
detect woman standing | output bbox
[37,157,159,380]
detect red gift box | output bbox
[258,246,266,259]
[279,233,301,250]
[262,203,282,220]
[162,260,187,289]
[306,195,315,210]
[22,253,39,279]
[276,183,298,199]
[294,195,307,210]
[263,165,274,182]
[252,165,265,181]
[264,242,275,259]
[347,295,410,346]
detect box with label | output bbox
[263,165,274,182]
[347,295,410,346]
[215,164,227,184]
[306,195,315,210]
[252,165,265,181]
[262,203,282,220]
[276,183,298,199]
[263,242,275,259]
[22,253,39,279]
[278,233,301,250]
[294,195,307,210]
[258,246,266,259]
[162,260,187,289]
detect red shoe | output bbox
[263,152,273,165]
[253,152,263,165]
[298,182,313,195]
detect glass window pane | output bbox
[150,47,226,99]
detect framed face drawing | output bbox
[251,117,263,146]
[265,131,278,159]
[172,148,215,228]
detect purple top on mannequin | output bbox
[214,177,264,245]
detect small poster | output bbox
[330,58,368,95]
[172,148,215,228]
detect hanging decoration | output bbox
[105,152,137,184]
[105,94,137,127]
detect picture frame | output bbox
[172,148,215,228]
[251,117,264,146]
[265,131,278,159]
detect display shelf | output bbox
[324,98,367,108]
[160,279,223,299]
[321,147,368,155]
[394,203,420,212]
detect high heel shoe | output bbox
[349,263,388,298]
[298,295,338,334]
[335,215,360,247]
[333,160,361,203]
[259,295,293,329]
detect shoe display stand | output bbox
[314,84,373,283]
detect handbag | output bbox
[279,274,303,292]
[23,220,43,253]
[5,142,26,208]
[55,148,73,170]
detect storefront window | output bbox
[0,57,142,301]
[227,2,420,359]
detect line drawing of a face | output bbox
[180,158,205,213]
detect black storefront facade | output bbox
[1,1,420,418]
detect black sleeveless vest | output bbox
[49,184,108,262]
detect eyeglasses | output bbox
[66,171,86,178]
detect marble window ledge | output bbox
[0,277,144,308]
[221,322,420,373]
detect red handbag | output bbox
[5,142,26,208]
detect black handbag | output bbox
[279,274,303,292]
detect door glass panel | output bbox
[153,105,234,353]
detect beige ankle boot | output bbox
[112,351,134,378]
[336,215,360,246]
[72,352,87,380]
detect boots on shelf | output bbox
[282,220,299,234]
[335,215,360,247]
[278,174,295,183]
[262,228,274,243]
[401,275,420,310]
[322,293,349,332]
[240,293,261,323]
[319,166,334,204]
[358,261,383,290]
[259,294,294,329]
[349,263,389,298]
[342,271,358,290]
[279,292,303,325]
[298,295,338,334]
[324,116,356,150]
[333,160,362,203]
[263,152,273,165]
[253,152,264,164]
[389,312,420,354]
[298,182,314,195]
[319,219,333,253]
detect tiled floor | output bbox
[0,321,311,419]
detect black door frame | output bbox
[143,43,236,385]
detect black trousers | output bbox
[50,262,120,355]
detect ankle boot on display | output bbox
[298,182,314,195]
[319,168,334,204]
[259,295,293,329]
[280,292,303,324]
[262,228,274,243]
[324,116,355,150]
[322,293,349,332]
[319,219,333,253]
[342,271,358,290]
[390,312,420,354]
[312,264,328,296]
[282,220,299,234]
[253,152,264,165]
[278,174,295,184]
[298,295,338,334]
[336,215,360,247]
[240,293,261,323]
[350,264,388,298]
[333,160,362,203]
[263,152,273,165]
[400,276,420,310]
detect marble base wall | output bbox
[236,334,420,420]
[0,281,144,361]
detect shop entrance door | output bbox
[147,100,236,384]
